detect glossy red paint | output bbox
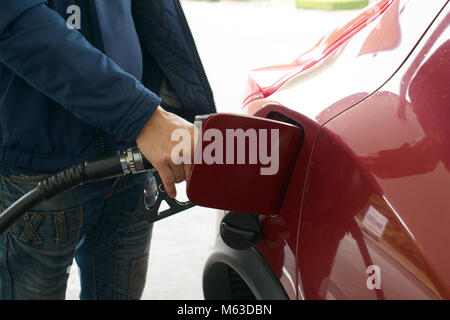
[243,0,394,107]
[245,0,447,125]
[243,0,450,299]
[199,0,449,300]
[298,12,450,298]
[253,104,321,299]
[187,113,304,215]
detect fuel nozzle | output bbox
[0,147,154,235]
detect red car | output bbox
[190,0,450,300]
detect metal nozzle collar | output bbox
[127,148,146,174]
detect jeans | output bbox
[0,171,156,300]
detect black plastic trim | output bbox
[203,237,289,300]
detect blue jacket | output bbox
[0,0,215,175]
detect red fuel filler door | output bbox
[187,113,304,216]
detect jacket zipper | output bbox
[83,0,107,155]
[82,0,96,45]
[176,0,216,112]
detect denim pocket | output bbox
[0,175,82,246]
[6,207,82,246]
[128,256,149,300]
[0,175,83,299]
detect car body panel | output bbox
[297,6,450,299]
[246,0,447,126]
[251,104,321,299]
[187,113,304,215]
[243,0,395,107]
[203,0,449,300]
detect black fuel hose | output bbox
[0,148,153,235]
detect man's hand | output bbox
[136,106,194,198]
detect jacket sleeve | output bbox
[0,1,161,142]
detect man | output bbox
[0,0,215,299]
